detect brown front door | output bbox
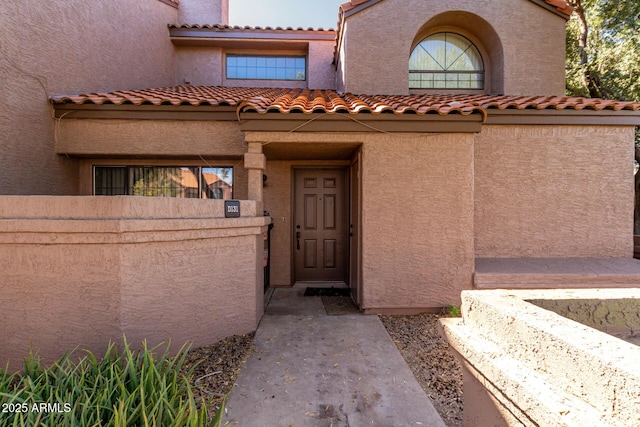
[293,168,348,283]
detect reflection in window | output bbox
[227,55,306,81]
[200,167,233,199]
[94,166,233,199]
[409,33,484,89]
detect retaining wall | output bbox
[440,288,640,427]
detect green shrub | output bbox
[442,305,462,317]
[0,338,223,427]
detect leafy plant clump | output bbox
[0,338,224,427]
[442,305,462,317]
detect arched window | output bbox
[409,33,484,90]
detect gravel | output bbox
[182,333,255,418]
[380,313,463,427]
[182,311,463,426]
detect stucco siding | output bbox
[119,233,259,347]
[0,196,266,372]
[57,120,245,157]
[474,125,635,258]
[176,47,223,86]
[308,41,338,90]
[341,0,566,95]
[0,241,122,370]
[361,133,475,309]
[263,161,294,287]
[178,0,228,25]
[1,0,177,195]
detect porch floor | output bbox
[475,257,640,289]
[223,288,445,426]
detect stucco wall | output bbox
[442,289,640,426]
[340,0,566,95]
[0,0,177,195]
[0,196,266,372]
[176,47,223,85]
[56,120,245,157]
[178,0,228,24]
[361,133,475,310]
[474,125,635,258]
[308,41,337,90]
[263,161,294,287]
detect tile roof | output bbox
[51,86,640,120]
[543,0,574,16]
[169,23,335,32]
[179,170,222,189]
[339,0,573,17]
[339,0,376,13]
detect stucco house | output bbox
[2,0,640,368]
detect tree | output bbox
[566,0,640,232]
[566,0,640,102]
[131,167,181,197]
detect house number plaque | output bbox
[224,200,240,218]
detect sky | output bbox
[229,0,346,29]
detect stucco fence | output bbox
[0,196,269,372]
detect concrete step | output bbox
[475,257,640,289]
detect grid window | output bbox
[227,55,306,81]
[409,33,484,90]
[94,166,233,199]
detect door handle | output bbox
[296,231,301,250]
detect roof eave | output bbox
[53,102,640,130]
[486,109,640,126]
[238,111,483,133]
[53,104,240,121]
[169,26,336,40]
[531,0,574,19]
[170,26,335,49]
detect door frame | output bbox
[291,166,350,286]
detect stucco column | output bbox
[244,142,265,214]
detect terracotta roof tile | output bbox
[339,0,572,16]
[169,23,335,32]
[51,86,640,118]
[340,0,371,13]
[544,0,574,15]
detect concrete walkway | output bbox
[224,288,445,427]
